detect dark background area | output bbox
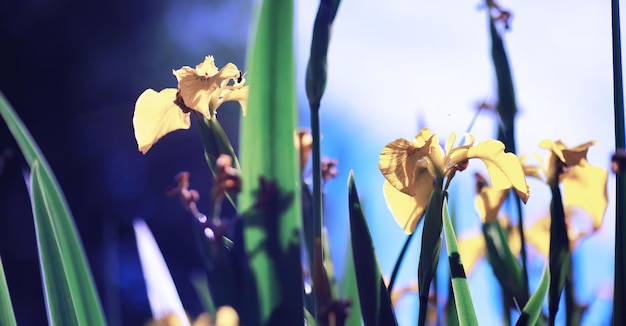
[0,0,251,324]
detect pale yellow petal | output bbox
[211,85,249,117]
[474,188,509,223]
[383,180,433,233]
[562,165,608,229]
[520,154,544,181]
[177,75,215,118]
[561,141,596,167]
[213,63,241,83]
[215,306,239,326]
[191,313,212,326]
[445,132,456,155]
[195,56,219,76]
[133,88,190,154]
[465,140,530,203]
[457,233,485,275]
[379,137,432,196]
[428,134,446,177]
[526,216,551,259]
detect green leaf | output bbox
[0,256,17,326]
[238,0,303,324]
[341,240,362,326]
[482,221,527,306]
[417,185,443,326]
[516,265,550,326]
[489,16,517,153]
[348,171,397,326]
[0,91,106,325]
[190,273,216,317]
[28,161,79,325]
[442,195,479,326]
[304,308,318,326]
[196,115,240,207]
[548,185,571,325]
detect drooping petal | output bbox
[379,137,432,196]
[383,179,433,233]
[474,187,509,223]
[463,140,530,203]
[133,88,190,154]
[210,85,250,117]
[562,165,608,229]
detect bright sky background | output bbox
[295,1,617,324]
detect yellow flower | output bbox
[537,139,608,230]
[379,128,530,233]
[133,56,248,154]
[173,56,248,119]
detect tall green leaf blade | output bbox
[516,265,550,326]
[442,196,478,326]
[0,256,17,326]
[0,92,106,325]
[341,240,362,326]
[239,0,303,324]
[548,185,570,325]
[418,186,443,326]
[29,161,80,325]
[348,171,397,326]
[482,221,527,306]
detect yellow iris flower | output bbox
[133,56,249,154]
[519,139,609,256]
[379,128,530,233]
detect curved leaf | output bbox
[442,195,478,326]
[516,265,550,326]
[348,171,397,326]
[1,92,106,325]
[0,256,17,326]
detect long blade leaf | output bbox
[29,161,79,325]
[0,256,17,326]
[348,171,397,326]
[239,0,303,323]
[1,92,106,325]
[442,195,479,326]
[418,186,443,326]
[516,265,550,326]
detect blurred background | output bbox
[0,0,617,325]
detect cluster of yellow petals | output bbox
[133,56,249,154]
[146,306,239,326]
[379,128,530,233]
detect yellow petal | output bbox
[526,215,551,259]
[215,306,239,326]
[210,85,249,117]
[562,165,608,229]
[457,232,485,275]
[383,179,433,233]
[133,88,190,154]
[474,188,509,223]
[191,312,212,326]
[379,137,433,196]
[539,139,596,167]
[520,154,544,181]
[464,140,530,203]
[195,55,219,76]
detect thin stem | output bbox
[310,103,323,317]
[387,232,416,293]
[613,1,626,325]
[514,194,529,298]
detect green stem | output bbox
[387,232,415,293]
[310,103,323,316]
[612,1,626,325]
[514,195,530,300]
